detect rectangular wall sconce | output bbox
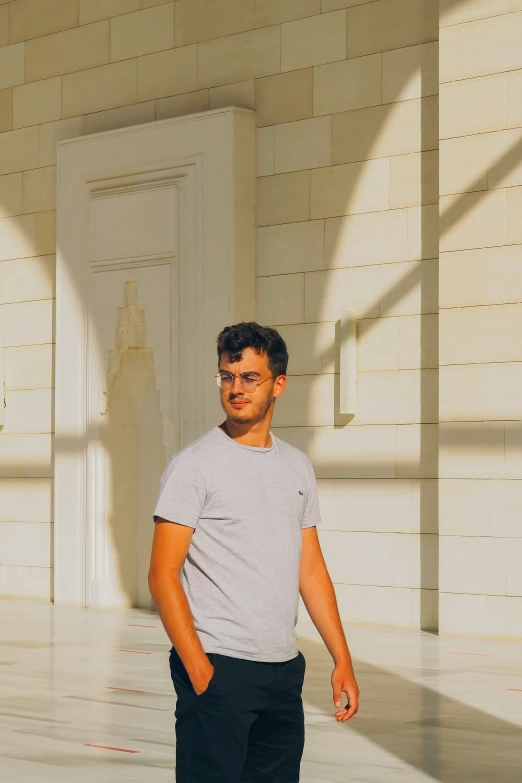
[0,339,5,430]
[339,310,357,416]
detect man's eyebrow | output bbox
[218,369,261,376]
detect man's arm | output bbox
[149,519,213,695]
[299,526,360,721]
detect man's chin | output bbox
[227,407,257,425]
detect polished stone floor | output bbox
[1,599,522,782]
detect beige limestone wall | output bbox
[0,0,469,634]
[439,1,522,637]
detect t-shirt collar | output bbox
[215,425,276,453]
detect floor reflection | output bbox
[0,599,521,782]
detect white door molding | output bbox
[54,108,256,607]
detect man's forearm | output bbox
[149,571,210,683]
[300,564,354,672]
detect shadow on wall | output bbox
[0,0,520,621]
[99,280,166,608]
[284,1,522,633]
[292,0,440,631]
[300,636,522,783]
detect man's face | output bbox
[218,347,285,426]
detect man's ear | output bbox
[273,375,286,399]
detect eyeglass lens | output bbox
[217,373,258,391]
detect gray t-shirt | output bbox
[153,426,321,662]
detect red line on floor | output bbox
[0,612,25,616]
[304,711,334,717]
[85,743,139,754]
[305,711,364,719]
[128,624,156,628]
[118,649,152,655]
[450,652,491,657]
[507,688,522,692]
[106,686,146,693]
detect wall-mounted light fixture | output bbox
[0,339,5,430]
[339,310,357,417]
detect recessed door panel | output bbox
[54,108,256,608]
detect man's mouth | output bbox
[230,400,248,408]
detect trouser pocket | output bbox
[195,652,218,698]
[169,647,217,700]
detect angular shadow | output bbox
[300,636,522,782]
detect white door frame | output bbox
[54,108,256,607]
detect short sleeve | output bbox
[302,456,321,529]
[153,451,207,529]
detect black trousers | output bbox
[169,646,306,783]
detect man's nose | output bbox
[230,375,244,393]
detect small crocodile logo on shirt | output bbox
[299,491,304,495]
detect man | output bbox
[149,322,359,783]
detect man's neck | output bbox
[220,419,273,449]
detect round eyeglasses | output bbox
[215,372,278,392]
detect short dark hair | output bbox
[217,322,288,377]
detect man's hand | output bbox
[299,528,360,723]
[332,664,360,722]
[191,661,215,696]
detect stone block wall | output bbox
[439,0,522,637]
[0,0,519,637]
